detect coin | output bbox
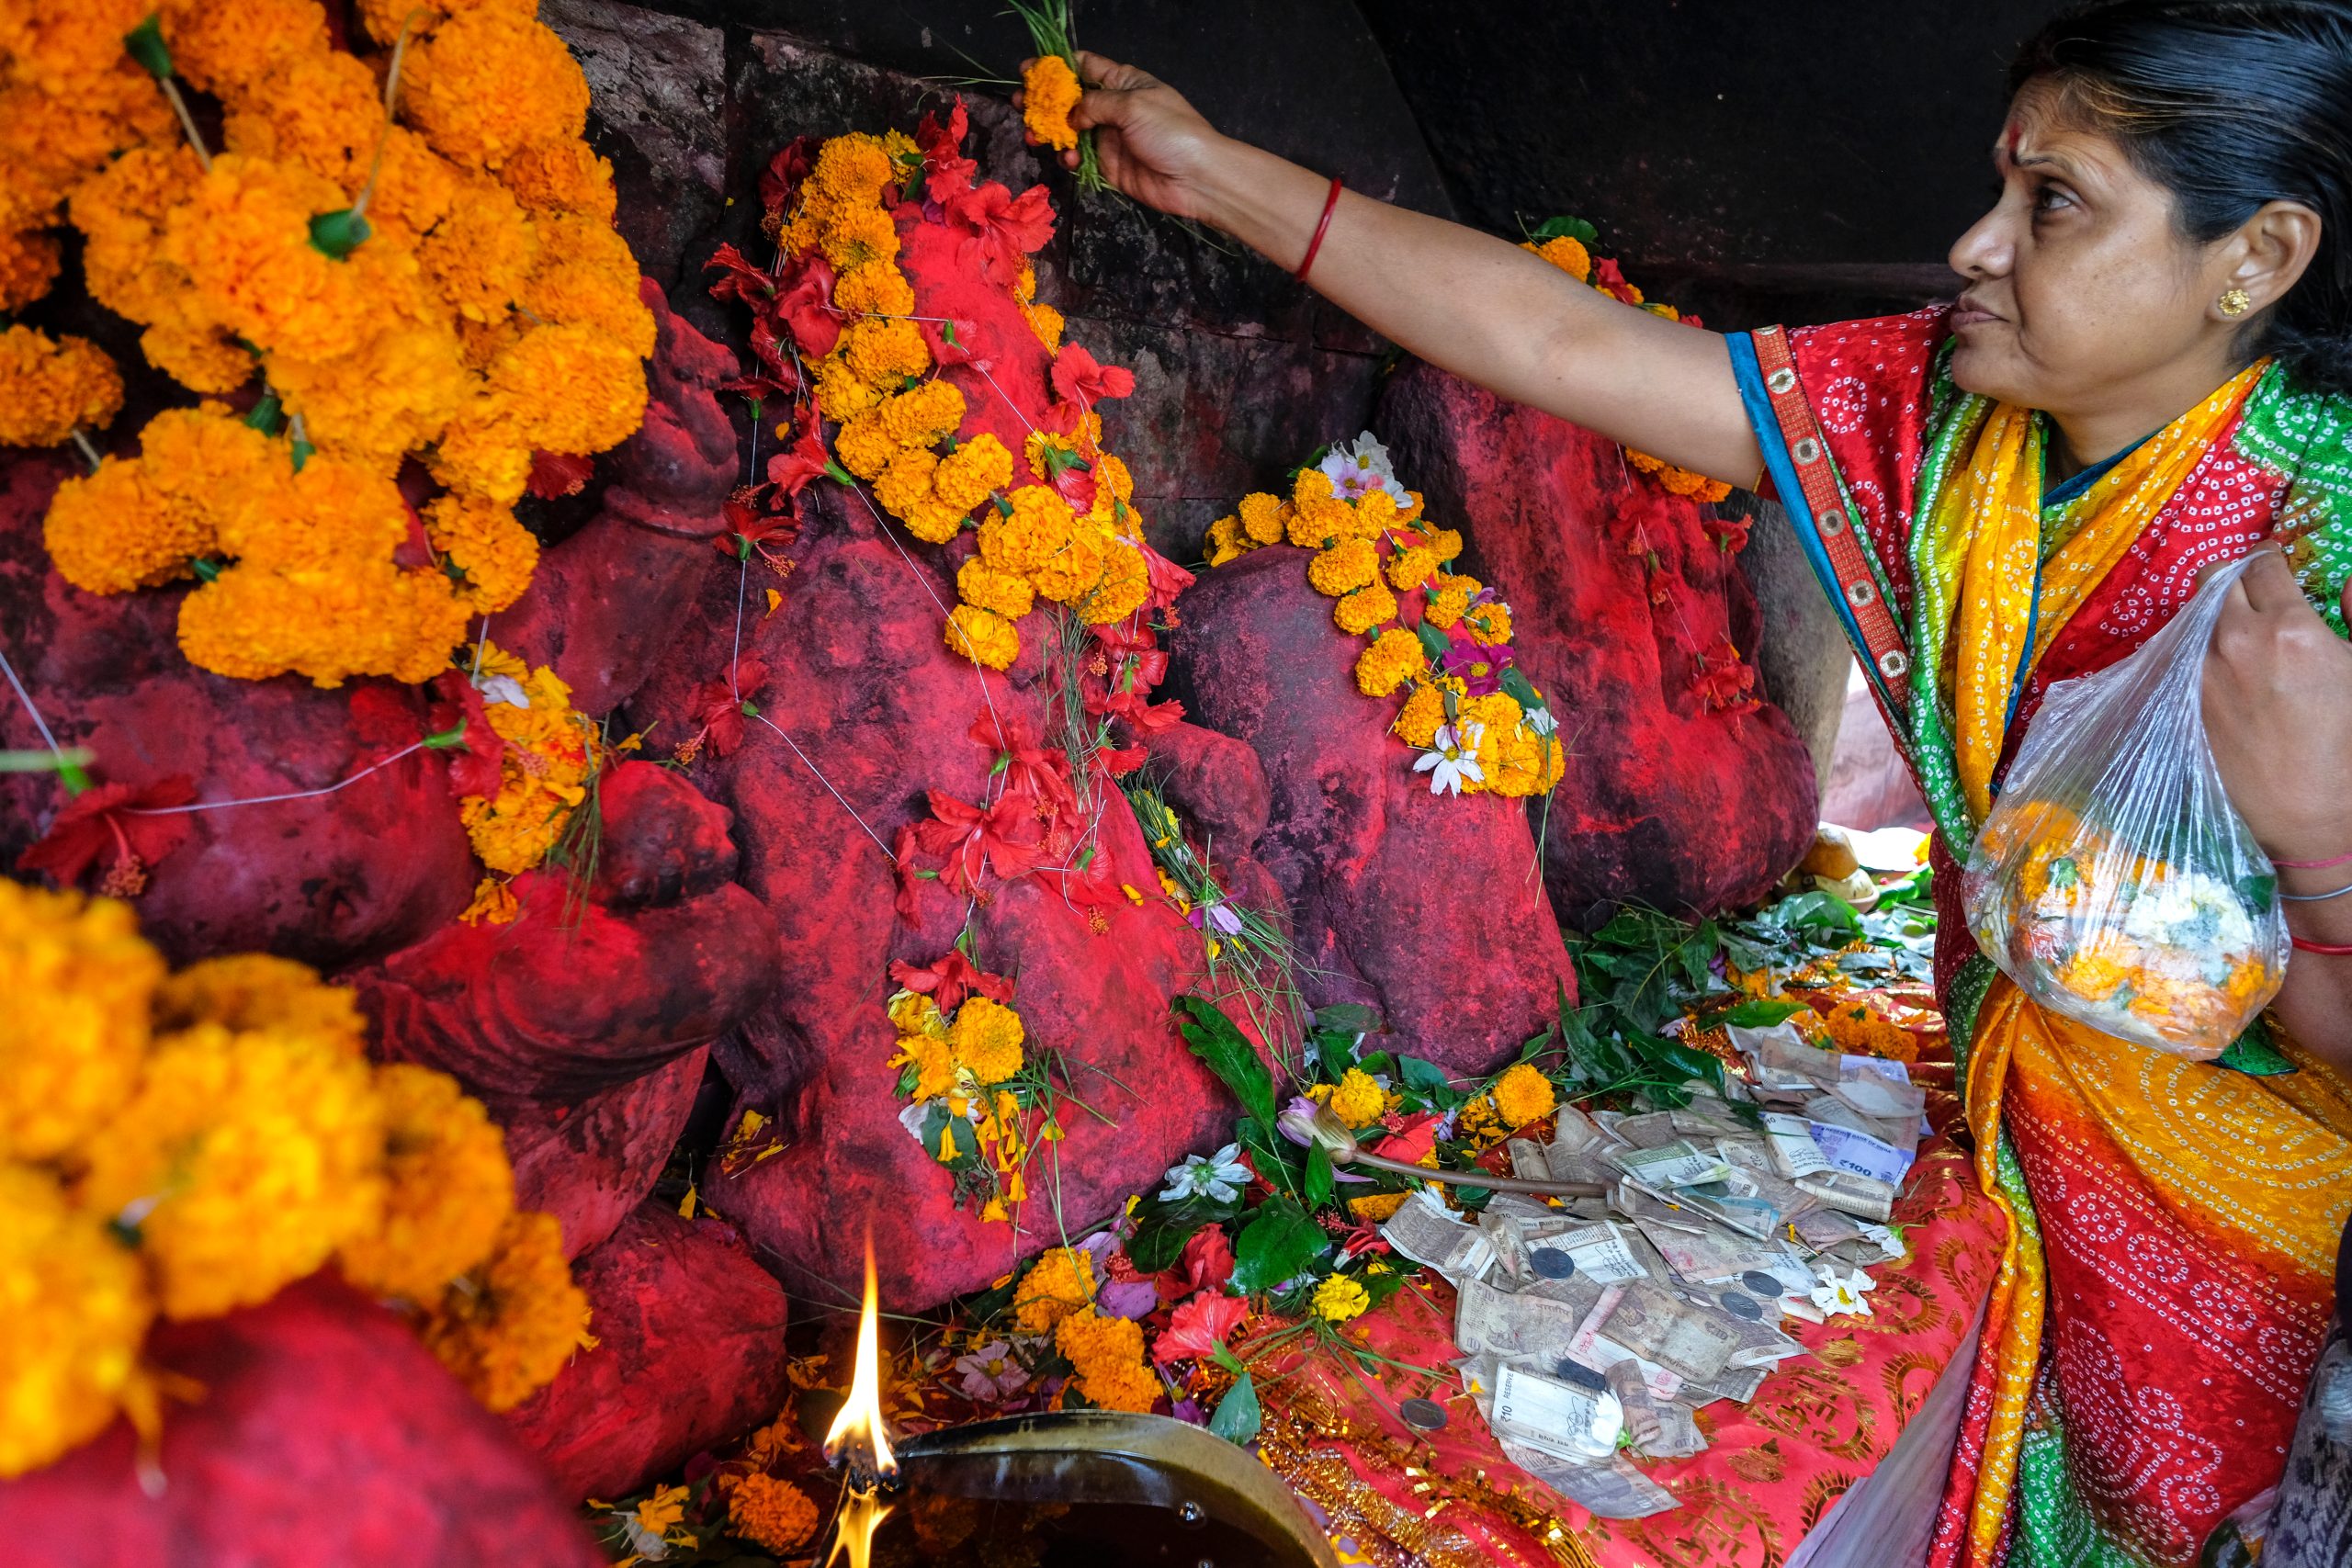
[1741,1270,1784,1298]
[1399,1397,1447,1432]
[1530,1247,1577,1280]
[1719,1290,1764,1321]
[1555,1359,1610,1393]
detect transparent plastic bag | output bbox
[1962,555,2289,1059]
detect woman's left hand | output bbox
[2202,547,2352,863]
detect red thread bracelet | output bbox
[1296,174,1344,283]
[2292,935,2352,955]
[2276,848,2352,870]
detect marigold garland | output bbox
[456,640,600,874]
[888,980,1050,1224]
[9,0,650,687]
[1055,1307,1159,1413]
[1012,1244,1095,1337]
[1208,435,1565,801]
[0,878,577,1478]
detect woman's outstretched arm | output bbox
[1057,52,1765,490]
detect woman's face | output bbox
[1946,84,2233,418]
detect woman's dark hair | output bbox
[2011,0,2352,395]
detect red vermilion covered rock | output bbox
[1164,547,1577,1072]
[1377,366,1818,920]
[505,1046,710,1259]
[0,1274,598,1568]
[1143,717,1272,851]
[502,1203,793,1502]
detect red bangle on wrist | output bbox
[1296,174,1344,283]
[2291,935,2352,955]
[2275,848,2352,869]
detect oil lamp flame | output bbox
[822,1235,897,1481]
[824,1487,892,1568]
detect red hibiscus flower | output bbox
[967,709,1076,825]
[1090,683,1184,738]
[19,776,197,895]
[1138,543,1194,613]
[686,655,768,759]
[1151,1291,1249,1367]
[888,948,1014,1013]
[918,100,978,204]
[920,313,991,370]
[717,485,801,568]
[910,789,1044,894]
[1091,625,1168,694]
[775,253,840,359]
[704,242,776,308]
[1046,343,1136,430]
[946,180,1055,288]
[758,135,818,218]
[1155,1224,1236,1304]
[1593,255,1642,307]
[891,824,930,926]
[526,450,594,501]
[1691,639,1759,713]
[1368,1111,1442,1169]
[765,418,833,502]
[426,671,507,799]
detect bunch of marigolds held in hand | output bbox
[1,0,650,687]
[0,879,589,1479]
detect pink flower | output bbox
[954,1340,1029,1401]
[1152,1292,1249,1367]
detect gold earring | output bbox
[2219,288,2253,317]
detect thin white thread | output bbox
[749,711,895,863]
[0,643,66,762]
[124,741,429,816]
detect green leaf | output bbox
[289,436,314,472]
[189,557,223,583]
[1125,1199,1212,1272]
[1531,214,1600,245]
[1305,1143,1334,1207]
[1397,1055,1449,1095]
[2216,1021,2297,1077]
[1207,1371,1261,1445]
[2236,871,2278,914]
[1174,995,1276,1131]
[1311,1029,1355,1085]
[1498,665,1544,711]
[1718,998,1808,1028]
[1640,1036,1727,1095]
[1516,1028,1553,1064]
[123,15,173,77]
[738,700,760,717]
[1230,1200,1324,1293]
[243,394,284,434]
[307,208,372,258]
[1413,621,1452,663]
[1314,1002,1384,1034]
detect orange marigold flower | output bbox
[1237,491,1287,546]
[1013,1246,1094,1336]
[1393,682,1446,749]
[403,11,590,171]
[417,1210,590,1413]
[1464,600,1513,647]
[873,446,940,520]
[819,202,901,273]
[1353,627,1426,697]
[842,316,930,387]
[42,458,202,595]
[157,0,328,97]
[0,325,120,448]
[877,378,965,447]
[1204,513,1250,567]
[1424,570,1480,629]
[163,153,368,363]
[1022,56,1082,153]
[978,485,1075,575]
[356,0,537,50]
[1025,301,1066,353]
[219,47,380,190]
[1031,523,1108,605]
[903,499,971,545]
[1524,233,1592,282]
[338,1062,514,1303]
[724,1474,820,1555]
[0,226,60,311]
[833,260,916,318]
[1385,544,1437,592]
[933,433,1013,510]
[1423,526,1462,562]
[1306,536,1378,597]
[834,411,899,480]
[1081,539,1150,625]
[425,493,539,612]
[485,321,649,457]
[71,144,202,325]
[944,604,1021,670]
[520,213,654,358]
[498,136,618,223]
[141,322,255,396]
[810,135,895,201]
[956,558,1035,620]
[1055,1309,1158,1414]
[0,1163,153,1479]
[422,176,541,323]
[1334,580,1397,637]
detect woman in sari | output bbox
[1045,2,2352,1562]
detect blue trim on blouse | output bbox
[1727,331,1898,717]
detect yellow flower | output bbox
[889,1032,955,1102]
[1328,1067,1387,1128]
[1055,1308,1159,1414]
[520,213,655,358]
[877,378,965,446]
[1424,526,1461,561]
[978,485,1076,576]
[1464,600,1513,647]
[956,558,1035,620]
[1385,545,1437,592]
[82,1021,386,1321]
[873,446,940,520]
[933,433,1014,510]
[948,997,1025,1086]
[500,137,618,224]
[1025,301,1066,353]
[1354,489,1399,537]
[163,154,368,364]
[1353,628,1426,697]
[842,317,931,387]
[1236,491,1287,546]
[888,989,949,1039]
[1306,536,1378,597]
[833,260,916,318]
[339,1064,515,1303]
[0,882,163,1166]
[1333,580,1397,637]
[153,953,366,1043]
[1313,1274,1370,1324]
[0,226,60,312]
[140,321,254,396]
[834,411,899,480]
[944,604,1020,671]
[818,201,902,272]
[459,653,597,872]
[1424,571,1481,629]
[418,1210,590,1413]
[810,134,895,201]
[1030,523,1109,606]
[425,493,540,614]
[724,1472,820,1554]
[0,1163,153,1480]
[1393,682,1446,749]
[1022,55,1082,152]
[1081,539,1151,626]
[157,0,328,96]
[421,176,541,324]
[1490,1063,1557,1131]
[403,11,591,171]
[1348,1191,1409,1224]
[0,325,121,448]
[485,321,650,457]
[1013,1246,1095,1336]
[1204,514,1250,567]
[459,877,522,926]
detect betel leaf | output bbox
[1397,1055,1450,1095]
[1207,1371,1262,1445]
[1531,214,1599,245]
[1414,620,1452,664]
[1174,995,1276,1131]
[1640,1035,1728,1096]
[1717,998,1808,1028]
[2216,1020,2297,1077]
[1306,1143,1335,1208]
[1229,1199,1324,1293]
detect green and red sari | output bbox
[1729,307,2352,1568]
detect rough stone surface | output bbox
[1377,363,1818,920]
[0,1276,598,1568]
[1142,719,1272,852]
[505,1048,710,1258]
[589,761,743,912]
[503,1204,792,1502]
[1165,547,1577,1069]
